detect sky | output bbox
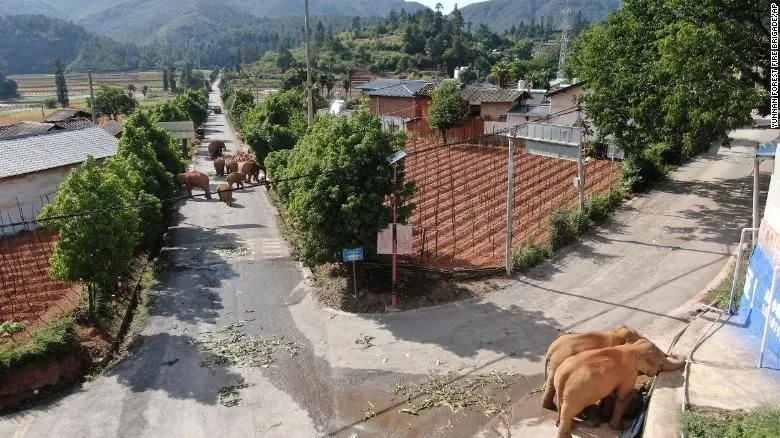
[414,0,486,14]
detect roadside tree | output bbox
[427,80,469,144]
[92,86,137,120]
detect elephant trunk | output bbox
[661,354,686,371]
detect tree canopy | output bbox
[427,80,469,143]
[241,89,308,166]
[569,0,765,161]
[150,100,189,123]
[266,108,414,264]
[92,86,137,120]
[53,59,69,108]
[0,57,18,99]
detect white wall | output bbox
[766,147,780,235]
[0,166,75,234]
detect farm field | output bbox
[404,138,619,269]
[8,71,165,99]
[0,231,81,347]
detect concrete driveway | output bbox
[0,81,776,438]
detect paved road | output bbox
[0,80,777,437]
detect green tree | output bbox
[39,157,141,317]
[568,0,763,162]
[92,86,137,120]
[124,111,185,175]
[141,85,148,97]
[173,89,209,126]
[457,67,478,85]
[342,77,351,96]
[266,109,415,264]
[168,66,177,92]
[53,58,69,108]
[427,80,469,143]
[127,84,136,96]
[242,89,308,166]
[0,57,18,99]
[43,97,58,109]
[162,68,169,91]
[227,89,255,126]
[277,47,294,72]
[150,100,188,122]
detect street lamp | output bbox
[387,150,407,310]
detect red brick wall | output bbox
[369,96,428,119]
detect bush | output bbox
[513,243,552,272]
[43,97,58,109]
[585,190,624,223]
[0,317,76,373]
[680,405,780,438]
[620,146,668,193]
[549,209,591,251]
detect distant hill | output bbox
[0,0,426,44]
[459,0,621,31]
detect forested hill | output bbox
[0,15,145,74]
[460,0,621,31]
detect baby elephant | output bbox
[176,171,211,199]
[216,183,232,206]
[208,141,226,159]
[226,172,245,189]
[214,157,226,176]
[554,339,685,438]
[542,325,642,410]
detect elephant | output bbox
[208,141,227,159]
[216,183,232,206]
[176,171,212,199]
[240,160,261,183]
[226,172,245,189]
[225,157,239,174]
[554,339,685,438]
[542,325,642,410]
[214,157,226,176]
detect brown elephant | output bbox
[208,141,227,159]
[226,172,245,189]
[240,160,261,183]
[216,183,232,206]
[214,157,226,176]
[554,339,685,438]
[542,325,642,410]
[176,171,212,199]
[225,157,239,174]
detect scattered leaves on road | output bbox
[212,244,253,258]
[355,334,375,349]
[362,400,376,421]
[393,372,513,417]
[189,321,299,372]
[218,378,249,407]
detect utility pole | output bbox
[576,104,585,211]
[88,70,96,124]
[304,0,314,129]
[505,135,516,276]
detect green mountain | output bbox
[459,0,621,31]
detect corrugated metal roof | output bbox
[0,121,61,139]
[0,126,118,179]
[43,108,93,122]
[462,86,527,105]
[53,118,95,130]
[157,121,195,132]
[359,79,435,97]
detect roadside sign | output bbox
[343,247,364,262]
[377,225,413,255]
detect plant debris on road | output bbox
[218,378,249,407]
[393,372,513,417]
[189,321,300,371]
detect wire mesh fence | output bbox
[403,137,620,269]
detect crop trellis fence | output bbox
[402,136,619,269]
[0,196,79,342]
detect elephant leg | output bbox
[185,183,193,197]
[205,189,212,200]
[608,387,633,430]
[542,363,557,410]
[556,401,577,438]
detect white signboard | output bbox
[377,225,413,255]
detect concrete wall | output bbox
[0,166,74,235]
[739,146,780,368]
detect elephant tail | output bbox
[544,357,549,383]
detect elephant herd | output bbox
[175,140,264,207]
[542,325,685,438]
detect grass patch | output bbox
[680,405,780,438]
[0,317,77,374]
[710,245,752,311]
[513,243,553,273]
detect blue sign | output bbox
[343,247,364,262]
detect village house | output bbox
[42,108,93,123]
[356,79,435,131]
[0,126,119,234]
[461,85,528,122]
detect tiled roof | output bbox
[43,108,92,122]
[416,83,438,97]
[0,121,61,139]
[546,81,586,97]
[102,120,123,137]
[462,86,527,105]
[0,126,118,179]
[53,118,95,130]
[358,79,435,98]
[508,104,552,116]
